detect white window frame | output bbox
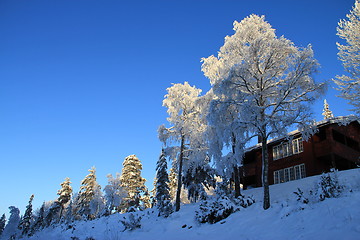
[273,137,303,160]
[274,164,306,184]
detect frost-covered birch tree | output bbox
[181,91,215,203]
[334,0,360,116]
[104,173,127,214]
[158,82,206,211]
[206,89,246,197]
[202,14,325,209]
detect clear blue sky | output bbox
[0,0,355,216]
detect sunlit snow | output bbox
[22,168,360,240]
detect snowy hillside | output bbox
[19,168,360,240]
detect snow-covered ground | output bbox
[24,168,360,240]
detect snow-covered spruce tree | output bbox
[0,213,6,237]
[155,149,172,217]
[120,155,147,212]
[2,206,20,239]
[57,177,73,221]
[141,190,152,210]
[322,99,334,119]
[182,156,215,203]
[30,202,45,235]
[63,199,74,223]
[202,15,325,209]
[44,200,62,226]
[18,194,34,237]
[334,0,360,116]
[76,167,105,220]
[104,173,128,215]
[159,82,210,211]
[71,193,82,221]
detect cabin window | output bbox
[274,164,306,184]
[273,137,303,160]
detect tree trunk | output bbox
[233,166,241,198]
[261,135,270,210]
[175,135,185,212]
[231,133,241,198]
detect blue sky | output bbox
[0,0,355,216]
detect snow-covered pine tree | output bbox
[57,177,72,221]
[120,155,147,212]
[334,0,360,116]
[104,173,128,215]
[322,99,334,119]
[0,213,6,237]
[18,194,34,237]
[202,14,325,209]
[168,167,177,201]
[2,206,20,239]
[76,166,105,220]
[155,149,172,217]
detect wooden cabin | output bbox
[241,117,360,188]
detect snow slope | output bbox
[22,168,360,240]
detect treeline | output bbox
[0,154,157,239]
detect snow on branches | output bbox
[202,14,325,209]
[334,0,360,116]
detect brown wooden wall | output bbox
[241,121,360,188]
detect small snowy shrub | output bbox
[233,194,255,208]
[316,170,343,201]
[120,212,142,231]
[293,169,344,205]
[196,194,254,224]
[214,181,232,198]
[196,196,236,224]
[293,188,309,204]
